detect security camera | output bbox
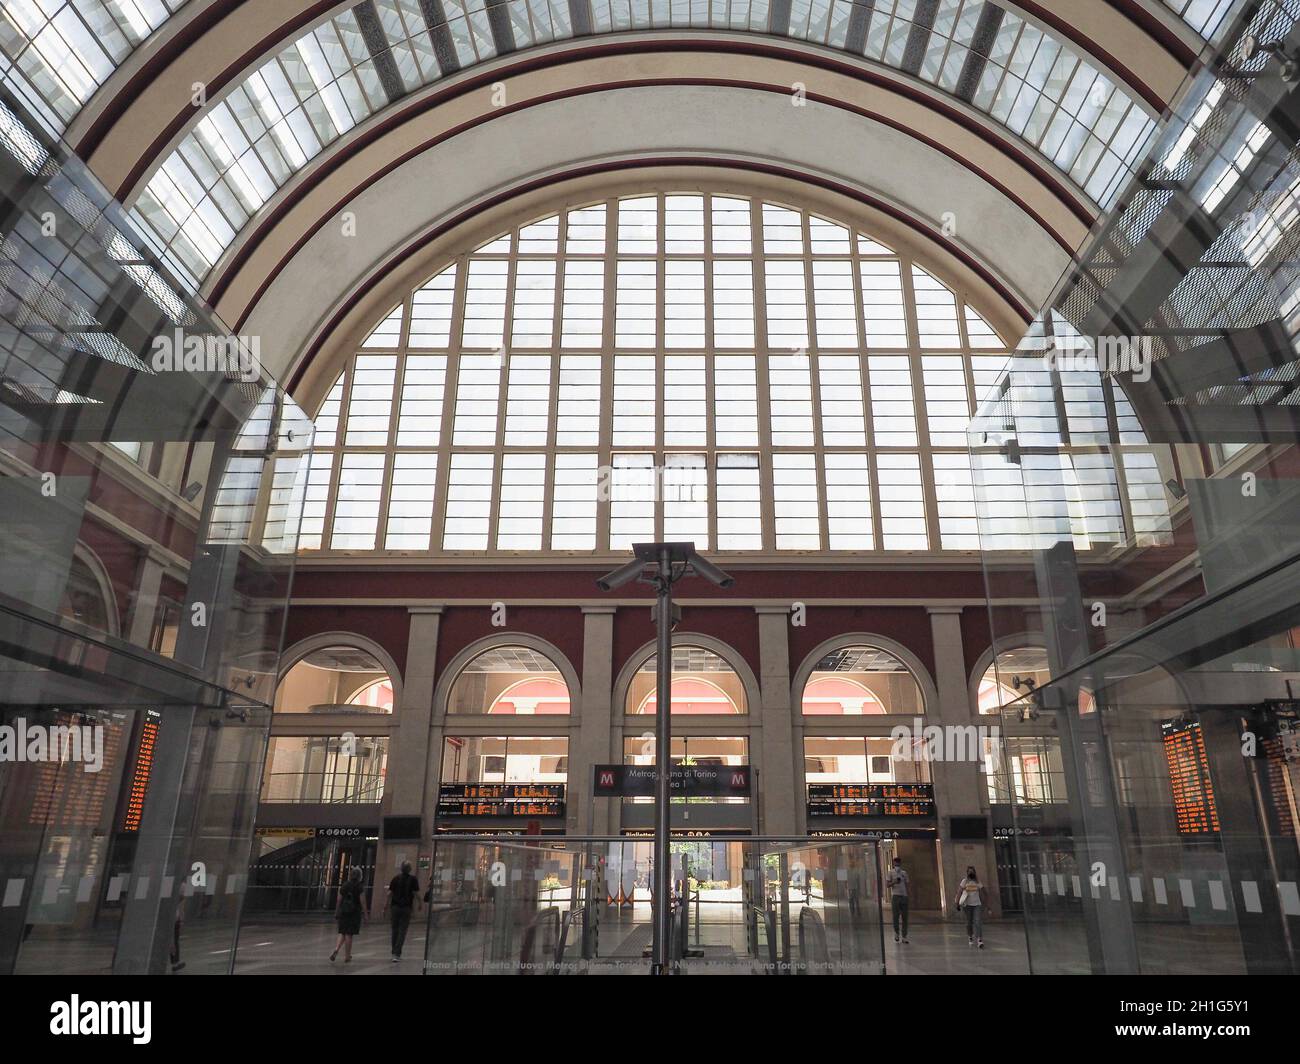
[596,557,646,592]
[687,553,735,589]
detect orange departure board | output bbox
[436,783,565,818]
[806,783,935,818]
[1161,719,1220,835]
[120,710,161,833]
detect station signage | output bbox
[436,783,566,819]
[1161,719,1220,835]
[806,782,935,818]
[255,826,316,839]
[593,764,752,798]
[119,710,161,833]
[808,828,937,840]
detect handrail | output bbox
[553,905,587,974]
[518,906,561,975]
[749,905,779,973]
[797,908,829,975]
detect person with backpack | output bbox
[331,865,368,963]
[383,860,422,962]
[955,865,988,948]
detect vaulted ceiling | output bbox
[0,1,1231,379]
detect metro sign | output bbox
[592,764,752,798]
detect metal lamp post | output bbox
[597,541,733,974]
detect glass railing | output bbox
[0,82,309,974]
[424,835,885,975]
[968,0,1300,975]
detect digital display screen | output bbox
[806,782,935,818]
[120,710,161,833]
[1161,719,1220,835]
[436,783,565,818]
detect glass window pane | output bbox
[443,452,494,549]
[332,452,386,548]
[497,453,546,549]
[716,453,762,550]
[385,452,438,549]
[773,452,820,549]
[344,354,396,445]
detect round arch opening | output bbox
[447,644,572,716]
[626,645,748,715]
[800,644,923,716]
[274,644,394,714]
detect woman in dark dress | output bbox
[331,866,368,963]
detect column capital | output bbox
[754,605,791,616]
[926,606,964,616]
[581,605,618,615]
[407,605,445,615]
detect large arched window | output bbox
[447,644,571,715]
[626,645,747,716]
[274,644,394,714]
[286,191,1013,557]
[801,644,924,715]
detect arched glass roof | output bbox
[0,0,191,134]
[130,0,1169,288]
[0,2,1237,148]
[262,188,1172,558]
[1159,0,1236,39]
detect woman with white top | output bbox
[955,866,988,948]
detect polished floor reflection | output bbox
[230,910,1032,975]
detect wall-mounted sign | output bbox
[593,764,751,798]
[806,783,935,818]
[436,783,566,818]
[808,828,937,840]
[1161,719,1220,835]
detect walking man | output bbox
[383,860,422,962]
[887,856,910,943]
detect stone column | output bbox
[573,606,616,835]
[756,606,796,835]
[927,607,991,913]
[125,546,170,648]
[378,607,442,878]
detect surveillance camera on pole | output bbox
[686,553,735,589]
[596,541,733,974]
[595,557,646,592]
